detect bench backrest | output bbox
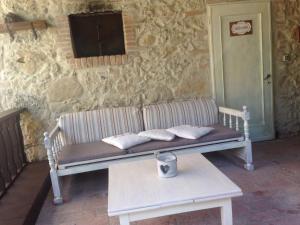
[143,97,218,130]
[58,107,144,144]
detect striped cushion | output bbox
[58,107,144,144]
[143,98,219,130]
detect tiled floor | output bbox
[36,137,300,225]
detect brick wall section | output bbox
[122,13,137,53]
[56,16,73,60]
[56,12,137,69]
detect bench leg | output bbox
[226,140,254,171]
[240,106,254,171]
[242,140,254,171]
[44,132,63,204]
[50,170,63,204]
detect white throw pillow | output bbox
[167,125,214,139]
[102,133,151,150]
[138,129,175,141]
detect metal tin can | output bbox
[156,152,177,178]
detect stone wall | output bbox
[0,0,299,161]
[272,0,300,136]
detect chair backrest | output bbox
[142,97,219,130]
[58,106,144,144]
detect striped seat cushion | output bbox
[143,97,219,130]
[58,107,144,144]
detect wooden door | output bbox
[208,0,274,141]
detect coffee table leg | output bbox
[221,199,233,225]
[119,214,130,225]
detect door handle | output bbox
[264,74,271,81]
[264,74,271,84]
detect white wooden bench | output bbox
[44,97,253,204]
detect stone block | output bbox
[47,77,83,102]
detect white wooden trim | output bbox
[57,154,154,176]
[49,124,60,139]
[266,0,275,139]
[57,140,247,176]
[207,5,216,99]
[111,193,241,217]
[218,106,250,142]
[58,137,243,169]
[116,198,234,224]
[173,140,246,155]
[207,0,270,7]
[219,107,244,118]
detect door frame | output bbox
[207,0,275,141]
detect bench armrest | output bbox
[44,124,64,170]
[218,106,250,141]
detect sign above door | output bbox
[230,20,253,36]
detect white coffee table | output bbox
[108,153,242,225]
